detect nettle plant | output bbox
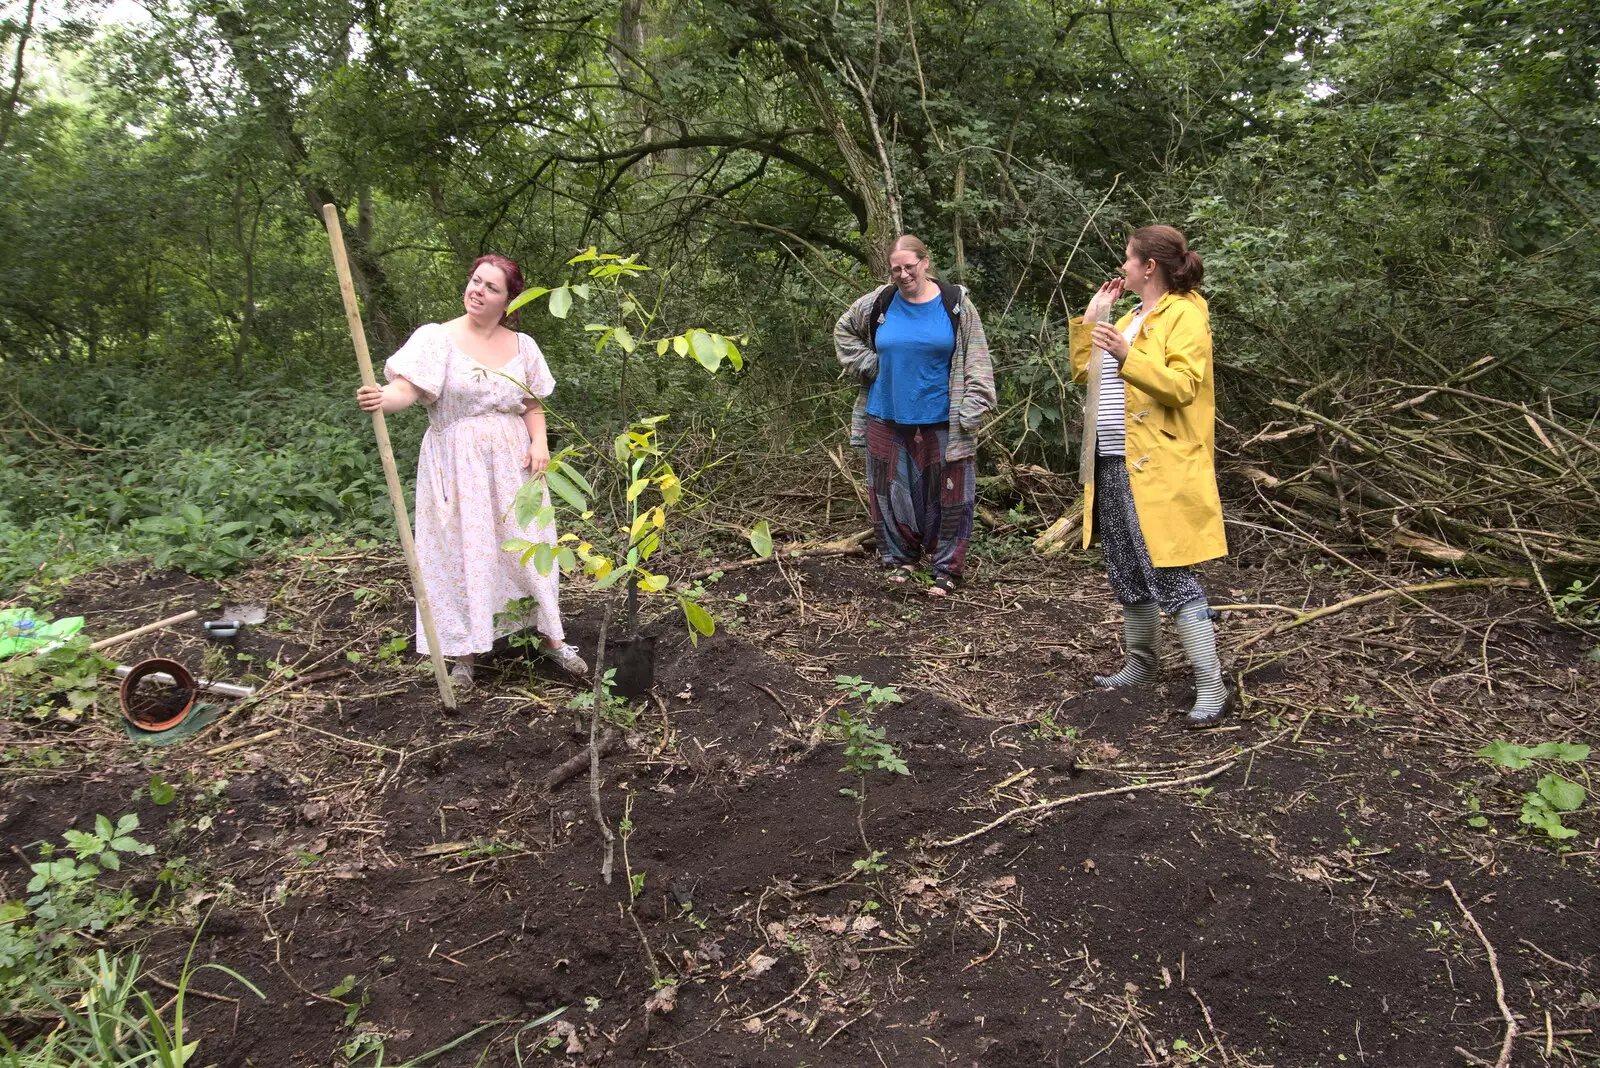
[1476,740,1591,841]
[499,248,755,641]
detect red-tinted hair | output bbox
[471,254,525,323]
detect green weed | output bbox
[1476,740,1590,840]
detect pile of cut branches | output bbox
[1236,378,1600,598]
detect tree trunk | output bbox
[231,170,258,378]
[0,0,36,152]
[779,45,893,278]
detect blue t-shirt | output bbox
[866,291,955,425]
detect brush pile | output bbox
[1235,378,1600,595]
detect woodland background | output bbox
[1,0,1597,601]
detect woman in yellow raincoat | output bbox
[1069,225,1229,727]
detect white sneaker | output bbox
[541,643,589,677]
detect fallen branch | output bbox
[682,529,871,581]
[204,729,281,756]
[1445,879,1518,1068]
[1238,578,1530,650]
[931,763,1234,848]
[825,444,871,513]
[542,729,621,793]
[1032,502,1083,557]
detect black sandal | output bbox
[880,562,916,584]
[928,574,960,598]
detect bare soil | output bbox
[3,529,1598,1067]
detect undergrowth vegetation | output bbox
[1,368,408,593]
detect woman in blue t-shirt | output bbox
[834,235,996,597]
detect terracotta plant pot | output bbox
[118,657,198,732]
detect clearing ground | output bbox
[3,522,1597,1067]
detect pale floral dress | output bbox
[385,323,562,656]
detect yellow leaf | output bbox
[627,477,650,501]
[657,470,682,505]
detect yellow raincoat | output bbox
[1069,291,1227,567]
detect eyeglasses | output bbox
[888,262,922,277]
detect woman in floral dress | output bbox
[356,254,587,689]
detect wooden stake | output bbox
[89,609,199,650]
[319,204,455,709]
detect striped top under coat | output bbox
[1094,309,1149,457]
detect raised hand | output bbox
[1084,278,1124,323]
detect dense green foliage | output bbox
[2,0,1596,592]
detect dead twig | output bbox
[931,764,1235,848]
[1188,986,1231,1067]
[1445,879,1518,1068]
[1238,579,1529,650]
[682,529,870,581]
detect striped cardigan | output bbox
[833,284,997,461]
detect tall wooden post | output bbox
[320,203,456,709]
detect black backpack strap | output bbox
[867,284,896,350]
[935,280,964,338]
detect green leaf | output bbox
[1477,740,1534,769]
[556,547,577,571]
[687,329,722,372]
[95,815,114,840]
[615,326,637,353]
[614,433,633,463]
[722,335,744,371]
[627,478,650,502]
[594,564,632,590]
[548,286,572,319]
[531,543,557,577]
[672,335,688,357]
[1528,742,1591,763]
[656,338,669,356]
[1537,773,1585,812]
[505,286,549,314]
[681,597,715,639]
[149,775,175,806]
[571,284,592,300]
[544,468,587,512]
[511,479,545,528]
[749,520,773,558]
[551,460,592,495]
[1520,798,1578,839]
[638,573,669,592]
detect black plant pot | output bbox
[610,635,658,699]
